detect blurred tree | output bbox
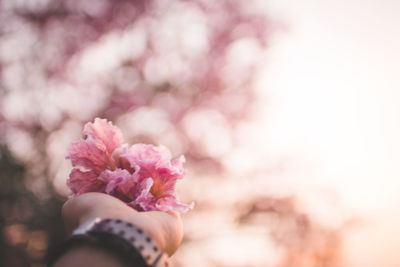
[0,0,343,266]
[0,145,65,266]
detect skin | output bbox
[52,246,127,267]
[53,192,183,267]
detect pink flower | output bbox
[67,118,123,173]
[66,118,193,213]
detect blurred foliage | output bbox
[0,0,343,266]
[0,145,65,266]
[238,197,341,267]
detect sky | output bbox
[256,0,400,265]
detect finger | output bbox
[62,193,121,233]
[143,211,183,256]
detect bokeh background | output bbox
[1,0,399,266]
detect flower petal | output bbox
[66,118,123,172]
[66,119,192,214]
[67,169,105,196]
[99,169,154,205]
[83,118,123,154]
[156,195,194,213]
[99,168,132,184]
[120,144,185,199]
[127,178,157,211]
[67,141,108,172]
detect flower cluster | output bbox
[66,118,193,213]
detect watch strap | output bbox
[73,218,169,267]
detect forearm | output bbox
[62,193,183,256]
[52,246,124,267]
[48,218,165,267]
[50,193,182,267]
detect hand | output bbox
[62,192,183,256]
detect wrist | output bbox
[51,245,125,267]
[48,218,169,267]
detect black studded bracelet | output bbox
[47,218,169,267]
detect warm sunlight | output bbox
[260,0,400,265]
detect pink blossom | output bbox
[66,118,193,213]
[67,118,123,173]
